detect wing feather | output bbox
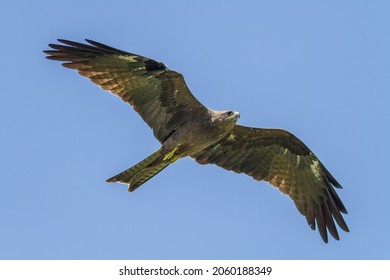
[193,125,349,242]
[44,39,207,143]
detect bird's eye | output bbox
[227,111,234,117]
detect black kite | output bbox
[44,39,349,243]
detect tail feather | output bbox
[128,161,169,192]
[106,148,170,192]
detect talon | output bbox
[163,147,178,161]
[169,154,180,163]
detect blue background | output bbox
[1,0,389,259]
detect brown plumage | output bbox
[44,39,349,243]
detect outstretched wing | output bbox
[193,125,349,243]
[44,39,207,143]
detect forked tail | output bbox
[106,148,170,192]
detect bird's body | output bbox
[44,39,349,243]
[107,108,240,191]
[161,109,240,158]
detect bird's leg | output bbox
[163,146,180,163]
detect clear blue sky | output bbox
[1,0,389,259]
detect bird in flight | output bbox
[44,39,349,243]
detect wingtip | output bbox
[42,50,53,58]
[320,232,328,244]
[329,230,340,241]
[340,222,350,233]
[57,38,71,45]
[84,39,103,48]
[84,38,95,44]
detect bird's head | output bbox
[225,110,240,120]
[210,110,240,131]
